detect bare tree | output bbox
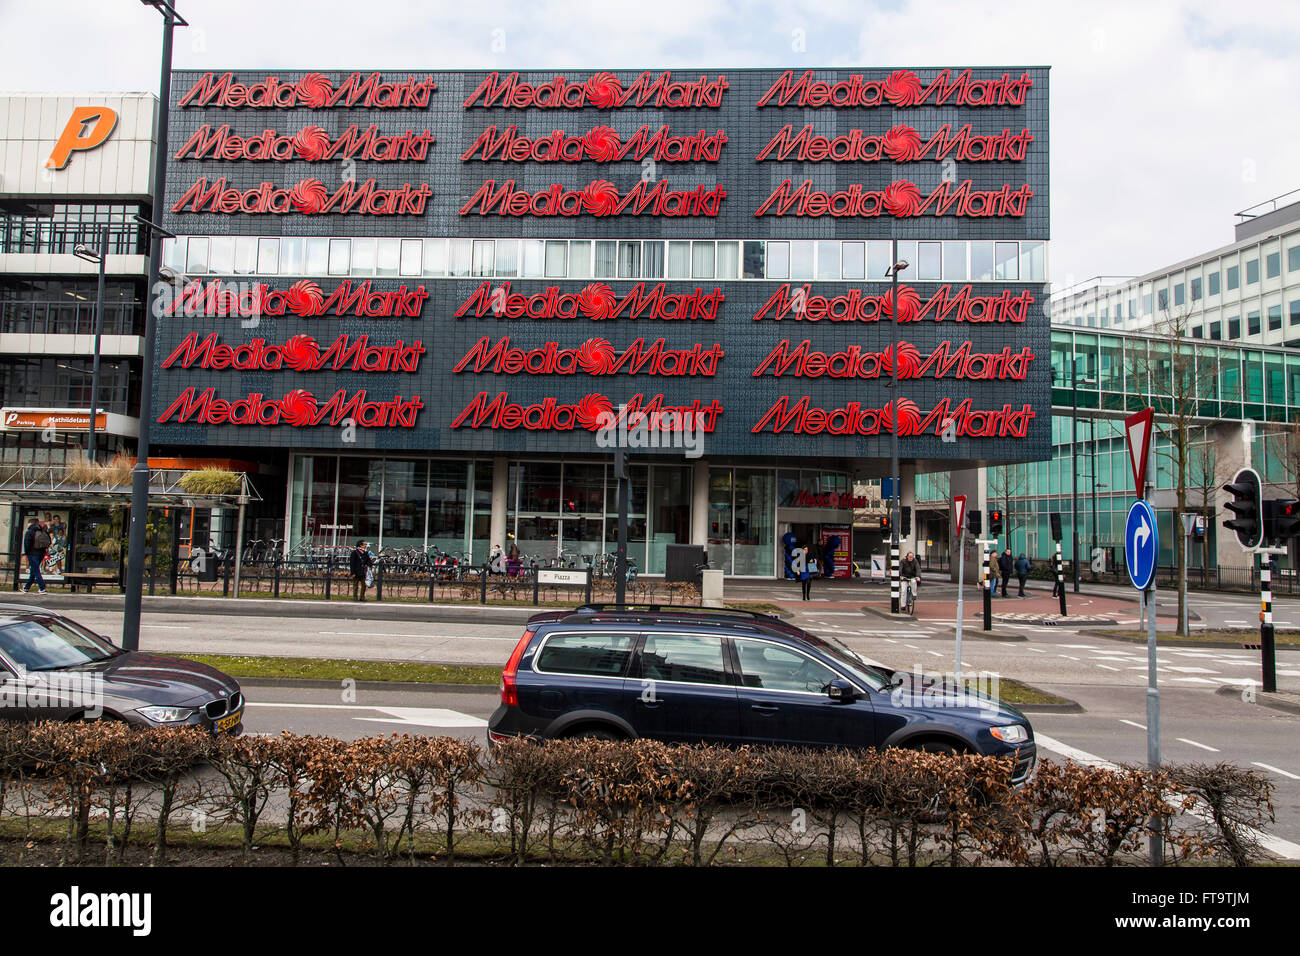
[986,463,1030,550]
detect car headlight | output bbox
[990,724,1029,744]
[137,705,196,723]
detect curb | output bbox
[238,676,499,694]
[1015,700,1085,714]
[1215,684,1300,716]
[1080,628,1300,651]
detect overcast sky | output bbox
[2,0,1296,289]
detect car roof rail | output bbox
[571,603,790,624]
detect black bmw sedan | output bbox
[0,605,243,734]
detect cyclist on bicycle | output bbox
[900,551,921,612]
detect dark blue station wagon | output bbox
[488,606,1036,782]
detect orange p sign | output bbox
[46,106,119,170]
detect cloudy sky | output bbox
[2,0,1296,288]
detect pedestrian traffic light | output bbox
[967,510,981,535]
[1050,511,1063,541]
[989,509,1004,536]
[1222,467,1262,550]
[901,506,912,537]
[1265,498,1300,542]
[880,514,891,534]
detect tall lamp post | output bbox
[72,225,109,463]
[885,244,910,614]
[122,0,186,652]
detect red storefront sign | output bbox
[751,284,1034,324]
[162,333,425,373]
[755,179,1033,218]
[789,490,869,509]
[755,123,1032,163]
[172,178,432,215]
[453,337,723,375]
[174,125,436,162]
[756,69,1033,108]
[161,279,428,319]
[452,392,723,432]
[462,71,728,109]
[752,340,1034,380]
[456,281,724,322]
[460,125,726,163]
[752,397,1034,438]
[157,388,424,427]
[178,72,437,109]
[460,179,725,217]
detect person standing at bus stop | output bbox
[21,516,50,594]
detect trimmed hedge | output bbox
[0,722,1276,866]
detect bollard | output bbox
[533,566,540,606]
[273,558,281,599]
[375,561,384,602]
[480,564,487,604]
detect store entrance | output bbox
[780,522,853,579]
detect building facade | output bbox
[136,67,1053,577]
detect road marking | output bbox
[926,650,943,657]
[248,701,487,728]
[1119,719,1146,730]
[142,624,191,629]
[904,644,920,650]
[1026,647,1046,653]
[1224,620,1249,625]
[1094,664,1121,671]
[1253,762,1300,781]
[1176,737,1220,753]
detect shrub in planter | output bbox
[178,468,242,496]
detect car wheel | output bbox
[911,740,967,755]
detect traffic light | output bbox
[1265,499,1300,542]
[1222,467,1262,550]
[1049,511,1063,541]
[967,510,981,536]
[988,509,1004,536]
[901,506,912,537]
[879,514,891,534]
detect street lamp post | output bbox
[1070,357,1081,593]
[886,243,910,614]
[122,0,186,652]
[73,225,109,463]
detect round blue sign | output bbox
[1125,500,1159,591]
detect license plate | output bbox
[214,708,243,734]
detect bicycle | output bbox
[902,577,919,616]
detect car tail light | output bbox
[501,628,534,707]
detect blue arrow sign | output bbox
[1125,500,1159,591]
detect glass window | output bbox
[422,238,446,276]
[1191,326,1202,338]
[692,242,716,279]
[233,236,257,275]
[520,240,543,278]
[815,241,840,280]
[327,239,349,276]
[618,240,641,278]
[790,241,813,280]
[765,241,789,279]
[1269,304,1282,331]
[537,632,634,678]
[255,238,279,275]
[1209,321,1221,340]
[970,242,994,281]
[1288,245,1300,272]
[373,239,399,277]
[304,238,328,274]
[942,241,967,280]
[1157,288,1168,311]
[994,242,1019,280]
[637,634,727,686]
[742,241,765,279]
[399,239,421,276]
[1174,282,1185,307]
[569,240,592,278]
[1229,316,1240,339]
[842,241,866,280]
[642,241,664,279]
[163,237,184,273]
[471,239,495,277]
[594,241,617,278]
[1208,271,1219,295]
[448,239,472,277]
[209,237,235,274]
[351,238,376,276]
[716,241,739,279]
[544,241,567,278]
[1190,277,1202,301]
[917,241,941,280]
[493,239,518,277]
[1266,252,1280,279]
[186,237,209,274]
[668,241,692,278]
[732,470,773,576]
[1248,311,1260,335]
[1020,240,1046,281]
[1290,300,1300,326]
[734,639,839,694]
[1246,259,1259,284]
[1227,265,1239,290]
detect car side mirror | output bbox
[827,679,857,703]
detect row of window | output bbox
[0,279,145,337]
[0,203,150,256]
[162,235,1049,283]
[0,357,136,416]
[1188,301,1300,341]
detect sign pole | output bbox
[982,541,992,631]
[1054,539,1067,615]
[1144,440,1161,867]
[952,496,966,684]
[1259,546,1286,693]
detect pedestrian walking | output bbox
[998,548,1014,597]
[21,516,50,594]
[349,539,375,601]
[800,543,813,601]
[1015,552,1031,597]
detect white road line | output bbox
[1094,663,1121,671]
[926,651,943,657]
[904,644,920,650]
[142,624,192,629]
[1119,719,1147,730]
[1253,762,1300,781]
[1176,737,1220,753]
[1034,734,1300,860]
[1224,620,1249,625]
